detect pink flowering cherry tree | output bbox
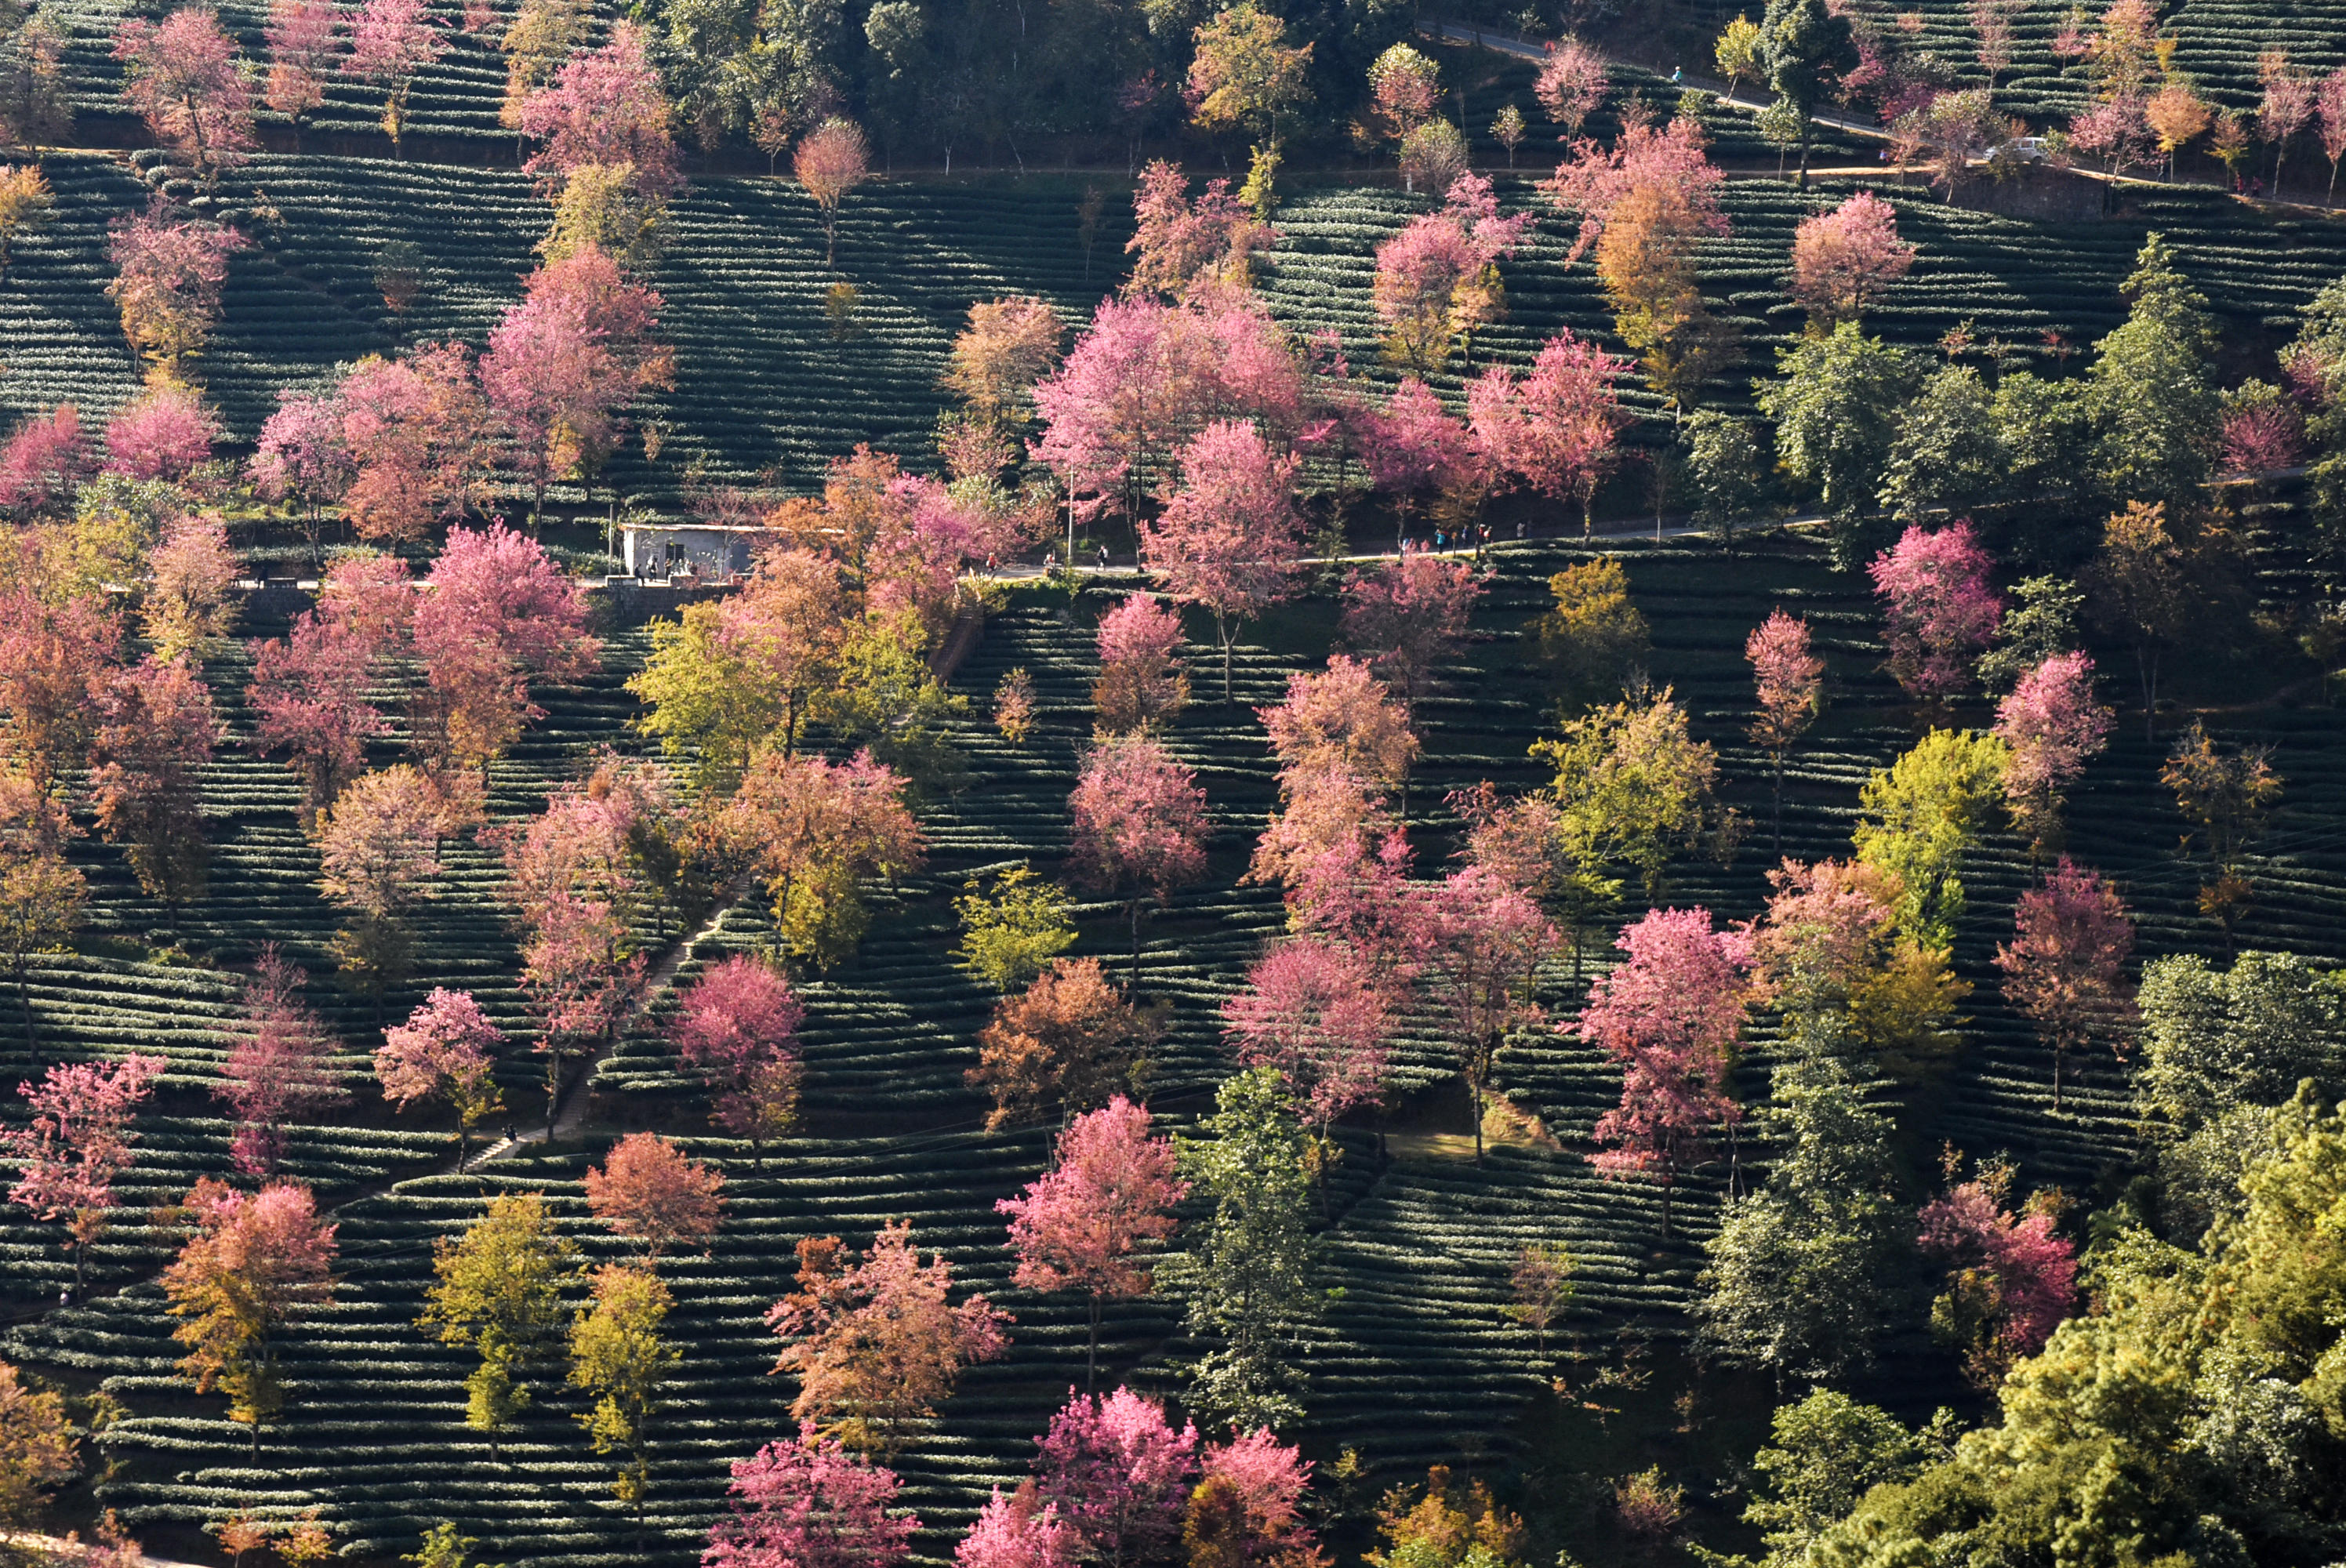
[997,1095,1187,1388]
[1066,735,1210,986]
[375,987,504,1166]
[1868,520,2003,709]
[1033,1386,1198,1568]
[705,1422,919,1568]
[1579,907,1753,1234]
[4,1053,166,1292]
[1993,652,2113,852]
[668,956,805,1163]
[1139,419,1305,704]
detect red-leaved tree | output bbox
[1579,906,1752,1234]
[1140,419,1305,703]
[728,749,928,969]
[1993,858,2135,1111]
[669,956,804,1162]
[997,1095,1187,1388]
[767,1221,1011,1455]
[1066,735,1210,985]
[586,1131,724,1261]
[215,945,348,1176]
[705,1421,919,1568]
[375,986,503,1166]
[4,1053,166,1292]
[161,1177,338,1452]
[1868,520,2003,708]
[1033,1385,1197,1568]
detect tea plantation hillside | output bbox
[9,521,2346,1564]
[5,152,2346,498]
[21,0,2346,1559]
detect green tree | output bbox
[1534,685,1723,902]
[627,601,792,798]
[1852,729,2007,947]
[418,1192,580,1464]
[1742,1389,1927,1566]
[1756,322,1923,562]
[568,1262,678,1518]
[1976,575,2085,693]
[1812,1095,2346,1566]
[1988,371,2096,516]
[403,1523,488,1568]
[1697,1059,1903,1387]
[810,615,969,804]
[1174,1066,1316,1433]
[1186,2,1313,169]
[1682,409,1767,547]
[1759,0,1858,187]
[952,865,1077,993]
[1879,364,2003,523]
[1535,558,1651,714]
[2087,234,2220,503]
[2137,950,2345,1240]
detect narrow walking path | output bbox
[463,867,762,1168]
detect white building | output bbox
[619,522,766,582]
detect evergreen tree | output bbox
[1697,1060,1903,1387]
[1175,1067,1317,1432]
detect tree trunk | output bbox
[1771,749,1785,856]
[1219,613,1237,704]
[545,1045,563,1140]
[1086,1297,1101,1392]
[17,960,37,1065]
[1128,898,1142,989]
[1469,1063,1485,1166]
[1796,117,1812,191]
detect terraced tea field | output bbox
[5,517,2344,1561]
